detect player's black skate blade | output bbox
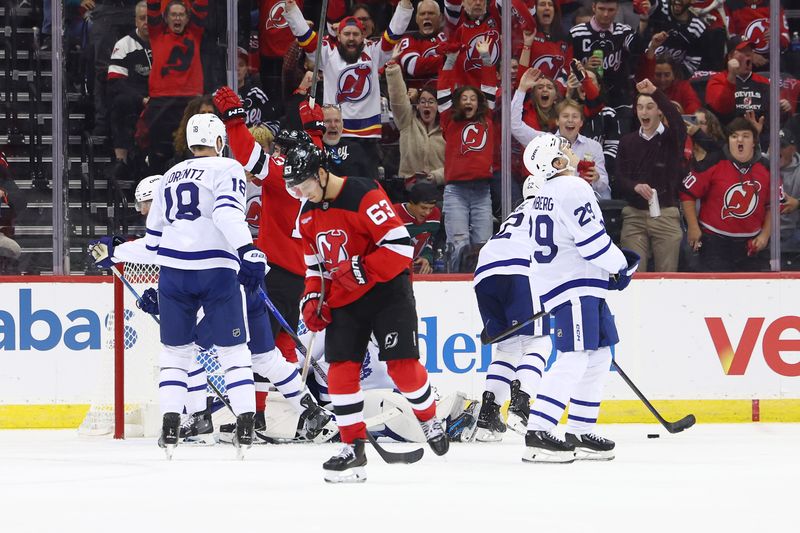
[476,391,506,442]
[158,412,181,460]
[323,439,367,483]
[507,380,530,435]
[420,417,449,456]
[522,430,576,463]
[233,412,255,460]
[565,432,615,461]
[299,393,337,443]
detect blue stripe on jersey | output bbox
[530,409,559,425]
[516,364,542,377]
[274,369,299,387]
[527,353,547,365]
[226,379,255,390]
[187,385,206,392]
[541,278,609,304]
[342,114,381,130]
[188,367,205,377]
[157,247,239,263]
[215,195,243,206]
[159,380,187,388]
[583,239,612,261]
[492,360,516,372]
[487,374,512,385]
[283,390,302,398]
[571,398,601,407]
[567,414,597,423]
[146,228,162,237]
[214,203,244,212]
[146,244,159,251]
[474,257,531,278]
[575,228,606,247]
[537,394,566,409]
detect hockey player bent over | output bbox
[521,134,639,463]
[472,175,553,442]
[93,114,264,459]
[283,141,449,483]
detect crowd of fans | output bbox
[8,0,800,274]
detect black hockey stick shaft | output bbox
[612,361,696,433]
[308,0,329,107]
[480,309,548,345]
[366,432,424,464]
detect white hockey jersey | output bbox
[143,156,253,271]
[527,174,626,310]
[473,198,536,285]
[285,3,412,138]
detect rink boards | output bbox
[0,274,799,428]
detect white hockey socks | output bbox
[216,344,256,415]
[516,335,552,398]
[252,348,306,412]
[527,350,589,432]
[159,343,193,415]
[186,357,208,415]
[484,339,519,405]
[565,346,613,435]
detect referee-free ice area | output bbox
[1,424,796,533]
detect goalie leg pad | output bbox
[216,344,256,415]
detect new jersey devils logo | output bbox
[316,229,349,266]
[245,193,261,231]
[463,31,499,71]
[265,2,288,31]
[337,64,372,103]
[532,55,565,78]
[461,122,488,154]
[721,181,761,219]
[743,19,770,54]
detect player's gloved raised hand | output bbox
[88,235,125,269]
[331,255,368,292]
[237,244,267,292]
[608,249,640,291]
[213,86,246,125]
[301,291,331,332]
[137,287,159,315]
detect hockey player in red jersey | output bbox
[282,141,450,483]
[397,0,446,88]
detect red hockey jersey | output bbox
[527,33,572,86]
[299,178,413,308]
[728,4,789,55]
[397,31,445,88]
[147,0,207,98]
[680,156,773,238]
[258,0,302,59]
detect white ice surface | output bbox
[1,424,797,533]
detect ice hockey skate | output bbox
[565,432,615,461]
[323,439,367,483]
[522,430,576,463]
[233,412,255,460]
[420,416,450,456]
[179,412,215,445]
[445,399,479,442]
[475,391,506,442]
[506,380,530,435]
[158,413,181,460]
[298,393,338,443]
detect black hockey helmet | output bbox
[275,129,314,154]
[283,141,326,187]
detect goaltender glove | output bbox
[331,255,368,292]
[213,85,246,125]
[136,287,159,315]
[88,235,125,269]
[608,249,640,291]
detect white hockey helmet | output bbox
[134,174,162,213]
[522,134,574,179]
[186,113,227,156]
[522,174,545,199]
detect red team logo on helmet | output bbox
[337,64,372,103]
[461,122,488,154]
[463,31,499,71]
[721,181,762,219]
[316,229,349,266]
[264,2,288,31]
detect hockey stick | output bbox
[110,266,160,325]
[308,0,329,108]
[480,309,548,345]
[612,361,696,434]
[366,432,425,464]
[258,287,329,385]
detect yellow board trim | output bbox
[2,400,800,429]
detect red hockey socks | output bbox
[386,359,436,422]
[275,331,298,364]
[328,361,366,443]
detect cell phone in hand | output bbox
[570,59,585,82]
[682,114,697,125]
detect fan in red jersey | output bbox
[397,0,445,88]
[282,141,450,483]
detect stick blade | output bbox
[666,414,696,434]
[367,433,425,464]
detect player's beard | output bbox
[338,42,365,64]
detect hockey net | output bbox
[79,263,162,438]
